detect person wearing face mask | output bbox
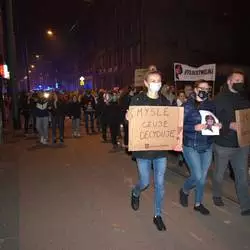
[127,70,170,231]
[212,70,250,216]
[179,80,221,215]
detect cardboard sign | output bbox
[235,108,250,147]
[134,68,148,87]
[128,106,184,151]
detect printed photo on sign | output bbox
[199,110,220,136]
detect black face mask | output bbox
[232,82,244,92]
[197,90,209,101]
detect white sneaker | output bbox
[42,138,48,145]
[40,136,44,144]
[77,132,80,137]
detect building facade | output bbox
[85,0,234,89]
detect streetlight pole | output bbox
[24,39,30,91]
[5,0,21,129]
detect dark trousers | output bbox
[32,114,37,133]
[52,116,65,141]
[101,120,108,141]
[109,123,120,146]
[123,121,129,146]
[84,112,95,132]
[23,113,30,133]
[213,144,250,212]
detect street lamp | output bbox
[47,29,54,36]
[35,54,40,59]
[30,64,35,69]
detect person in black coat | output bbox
[69,95,82,137]
[106,93,123,151]
[50,92,67,144]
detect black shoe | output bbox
[179,189,188,207]
[178,160,183,167]
[60,139,64,143]
[241,209,250,216]
[125,148,132,155]
[131,191,140,211]
[53,139,57,144]
[153,216,166,231]
[194,204,210,215]
[213,197,224,207]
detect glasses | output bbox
[197,87,210,92]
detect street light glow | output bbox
[47,30,54,36]
[35,55,40,59]
[31,64,35,69]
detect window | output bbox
[136,43,141,65]
[129,47,133,65]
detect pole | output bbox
[24,39,30,91]
[5,0,21,129]
[0,77,3,144]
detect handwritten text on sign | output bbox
[236,108,250,147]
[128,106,184,151]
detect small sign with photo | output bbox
[199,110,220,136]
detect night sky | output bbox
[12,0,250,72]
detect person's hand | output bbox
[125,110,132,121]
[172,144,183,152]
[230,122,238,131]
[195,124,207,131]
[214,123,222,129]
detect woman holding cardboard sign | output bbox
[179,80,222,215]
[127,69,171,231]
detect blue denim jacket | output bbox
[183,97,215,152]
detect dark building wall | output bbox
[87,0,234,89]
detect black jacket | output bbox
[69,101,81,119]
[50,99,67,117]
[215,89,250,147]
[106,102,123,125]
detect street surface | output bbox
[0,121,250,250]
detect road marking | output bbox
[171,201,182,208]
[189,232,203,242]
[213,205,232,216]
[223,220,231,225]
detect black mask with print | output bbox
[197,90,209,101]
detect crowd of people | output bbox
[3,66,250,231]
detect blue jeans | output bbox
[183,146,212,204]
[133,157,167,216]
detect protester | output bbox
[128,70,170,231]
[35,92,50,144]
[50,92,67,144]
[69,95,82,137]
[212,70,250,216]
[179,80,221,215]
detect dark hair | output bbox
[205,115,215,122]
[227,69,245,80]
[177,89,185,96]
[144,70,162,81]
[193,79,209,88]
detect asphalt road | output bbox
[0,124,250,250]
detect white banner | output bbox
[174,63,216,82]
